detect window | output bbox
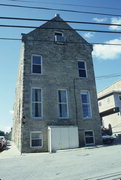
[78,61,87,78]
[85,131,95,145]
[119,95,121,100]
[55,32,65,43]
[58,90,68,118]
[30,132,43,148]
[32,55,42,74]
[81,91,92,118]
[32,88,42,118]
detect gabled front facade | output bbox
[12,15,102,153]
[98,79,121,134]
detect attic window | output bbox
[54,32,65,43]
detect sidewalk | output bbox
[0,141,21,159]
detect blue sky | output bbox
[1,0,121,132]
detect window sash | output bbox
[85,137,94,144]
[32,55,41,74]
[59,104,68,118]
[31,132,43,148]
[32,89,41,102]
[78,61,87,78]
[85,131,94,145]
[79,69,86,77]
[55,32,65,42]
[32,65,41,74]
[58,90,68,118]
[32,139,42,147]
[81,92,91,118]
[32,103,42,117]
[32,88,42,118]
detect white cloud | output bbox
[109,17,121,30]
[92,38,121,60]
[93,17,108,23]
[0,126,11,133]
[83,32,95,38]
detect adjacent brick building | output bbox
[12,14,102,153]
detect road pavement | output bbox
[0,142,121,180]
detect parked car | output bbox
[0,139,4,150]
[102,135,116,144]
[0,136,7,147]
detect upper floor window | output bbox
[32,55,42,74]
[32,88,42,118]
[55,32,65,43]
[78,61,87,78]
[58,89,69,118]
[81,91,92,119]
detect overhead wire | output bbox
[96,74,121,80]
[1,3,121,17]
[0,2,121,83]
[2,0,121,11]
[1,24,121,34]
[1,37,121,47]
[0,16,121,28]
[0,36,121,80]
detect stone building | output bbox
[12,14,102,153]
[98,79,121,134]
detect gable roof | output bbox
[22,14,92,48]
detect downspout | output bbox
[73,78,78,126]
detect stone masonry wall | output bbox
[12,42,25,152]
[13,15,102,153]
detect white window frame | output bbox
[31,54,42,74]
[78,61,87,78]
[54,32,65,43]
[84,130,95,146]
[58,89,69,119]
[81,91,92,119]
[31,88,43,119]
[30,131,43,148]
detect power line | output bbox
[96,74,121,80]
[1,36,121,80]
[1,16,121,28]
[1,3,121,17]
[0,37,21,40]
[1,37,121,47]
[3,0,121,11]
[1,24,121,34]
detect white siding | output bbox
[98,95,115,113]
[48,126,79,152]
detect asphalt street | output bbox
[0,143,121,180]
